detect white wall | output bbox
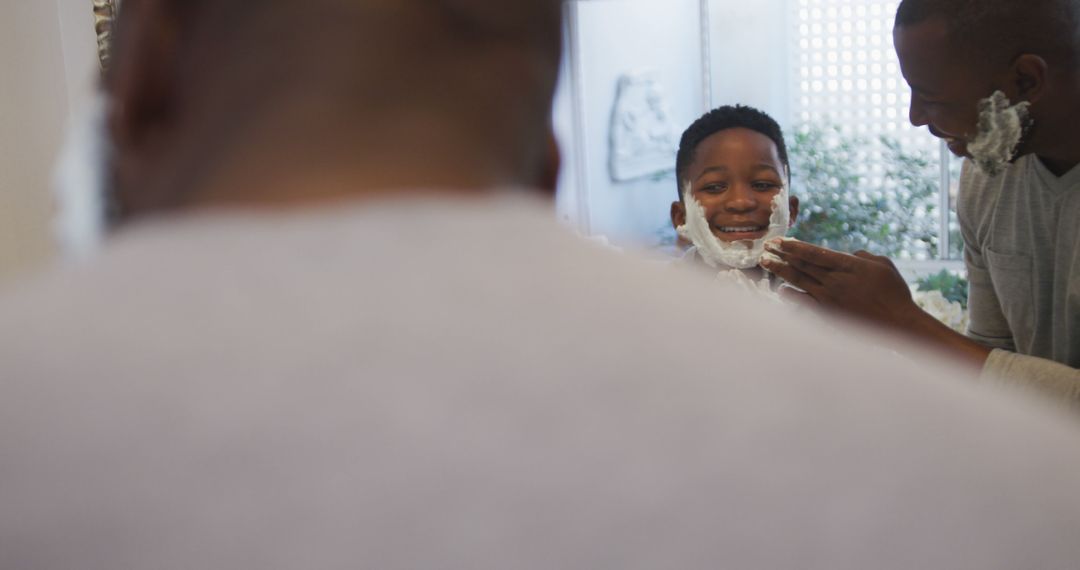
[0,0,97,283]
[707,0,792,127]
[555,0,706,247]
[56,0,101,118]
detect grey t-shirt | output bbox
[958,155,1080,400]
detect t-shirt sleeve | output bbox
[958,162,1016,351]
[964,241,1016,350]
[981,349,1080,406]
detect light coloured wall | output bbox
[56,0,101,118]
[0,0,97,284]
[708,0,792,128]
[555,0,707,246]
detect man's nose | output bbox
[909,96,929,127]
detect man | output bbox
[3,1,1080,568]
[764,0,1080,401]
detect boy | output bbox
[670,105,800,290]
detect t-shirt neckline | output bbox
[1030,154,1080,192]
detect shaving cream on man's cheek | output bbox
[967,90,1032,177]
[676,181,790,270]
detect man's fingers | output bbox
[765,242,841,283]
[783,253,835,283]
[761,256,827,299]
[853,249,889,264]
[853,249,903,276]
[768,239,853,272]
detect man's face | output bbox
[674,128,795,243]
[893,18,999,157]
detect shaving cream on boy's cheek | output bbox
[967,90,1032,177]
[676,181,790,270]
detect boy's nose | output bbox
[724,186,758,213]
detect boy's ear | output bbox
[1011,54,1048,104]
[670,200,686,229]
[788,195,800,228]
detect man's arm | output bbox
[760,240,992,369]
[760,240,1080,404]
[953,217,1080,400]
[982,350,1080,404]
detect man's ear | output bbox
[104,0,185,221]
[106,0,182,153]
[1011,54,1049,104]
[788,195,800,228]
[670,200,686,229]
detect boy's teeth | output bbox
[720,226,764,232]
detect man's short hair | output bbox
[894,0,1080,68]
[106,0,565,218]
[674,105,790,199]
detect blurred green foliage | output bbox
[916,269,969,309]
[788,123,944,259]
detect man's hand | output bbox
[760,238,993,369]
[760,239,921,332]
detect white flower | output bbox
[911,288,968,333]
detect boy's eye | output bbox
[752,181,782,191]
[699,182,728,193]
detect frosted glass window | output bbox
[788,0,960,262]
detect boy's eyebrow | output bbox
[696,164,783,181]
[695,166,728,181]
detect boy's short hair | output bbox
[675,105,789,199]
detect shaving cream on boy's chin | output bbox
[676,181,790,270]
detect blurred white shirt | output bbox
[2,194,1080,569]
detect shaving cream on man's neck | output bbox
[676,181,790,270]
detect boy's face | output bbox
[893,18,1009,158]
[671,127,798,243]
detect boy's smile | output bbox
[714,224,770,241]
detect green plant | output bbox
[916,269,969,309]
[788,123,940,259]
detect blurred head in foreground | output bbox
[104,0,563,221]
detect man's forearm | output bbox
[981,350,1080,405]
[900,306,993,370]
[901,306,1080,405]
